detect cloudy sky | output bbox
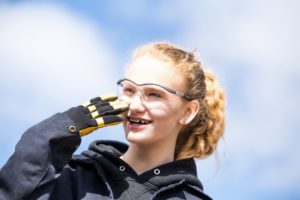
[0,0,299,199]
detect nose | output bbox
[128,93,146,112]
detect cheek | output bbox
[149,103,184,123]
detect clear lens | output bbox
[117,78,191,109]
[118,80,135,102]
[117,80,169,107]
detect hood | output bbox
[79,140,204,190]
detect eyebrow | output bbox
[117,78,193,100]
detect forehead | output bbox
[125,54,186,91]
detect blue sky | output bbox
[0,0,300,199]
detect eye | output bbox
[148,92,161,98]
[145,87,163,98]
[121,83,136,96]
[123,86,134,94]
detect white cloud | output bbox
[0,3,119,123]
[171,0,300,193]
[0,2,123,161]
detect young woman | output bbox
[0,42,225,199]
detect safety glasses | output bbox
[117,78,193,103]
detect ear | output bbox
[179,100,200,125]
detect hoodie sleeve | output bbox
[0,113,81,200]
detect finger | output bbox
[95,115,124,128]
[109,101,129,114]
[82,94,118,107]
[90,101,128,118]
[86,101,110,113]
[79,115,124,136]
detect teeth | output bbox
[129,117,150,124]
[131,118,140,123]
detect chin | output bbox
[125,131,153,145]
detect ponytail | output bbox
[175,70,225,160]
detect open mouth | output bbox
[127,117,152,125]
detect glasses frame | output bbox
[117,78,193,101]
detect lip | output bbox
[126,121,146,131]
[126,115,152,131]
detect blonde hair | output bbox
[132,42,226,160]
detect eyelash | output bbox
[147,92,161,98]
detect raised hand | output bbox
[64,94,128,136]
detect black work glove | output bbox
[64,94,128,136]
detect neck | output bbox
[122,140,176,175]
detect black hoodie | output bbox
[0,113,212,200]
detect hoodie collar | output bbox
[79,140,203,190]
